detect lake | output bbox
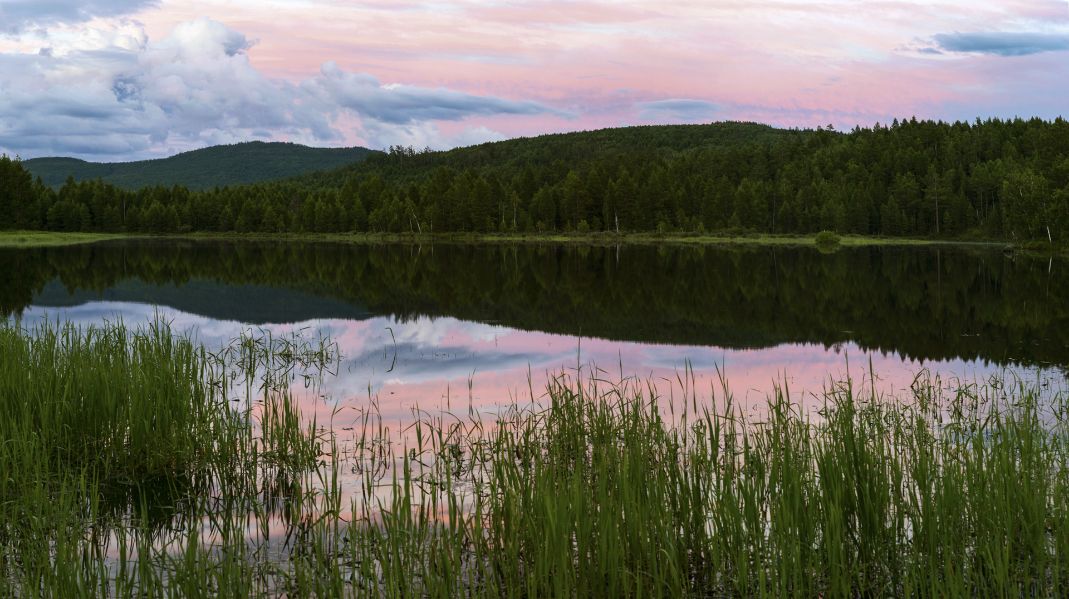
[5,239,1069,593]
[4,240,1066,422]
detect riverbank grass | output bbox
[0,320,1066,596]
[0,228,1013,249]
[0,230,125,247]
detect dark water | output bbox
[3,240,1066,417]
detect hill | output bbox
[23,142,377,191]
[296,121,800,187]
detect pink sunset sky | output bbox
[0,0,1067,160]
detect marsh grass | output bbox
[1,320,1067,597]
[0,320,222,483]
[344,371,1069,597]
[0,320,333,596]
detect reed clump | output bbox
[0,320,225,484]
[0,320,327,597]
[350,373,1069,597]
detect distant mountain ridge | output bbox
[23,142,378,191]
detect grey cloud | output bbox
[638,98,719,122]
[112,77,140,102]
[0,22,332,159]
[312,62,558,124]
[0,0,158,34]
[932,31,1069,56]
[0,19,559,159]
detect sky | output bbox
[0,0,1066,161]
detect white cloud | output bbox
[359,120,507,151]
[0,17,557,159]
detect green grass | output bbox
[0,229,1012,250]
[0,231,127,247]
[0,320,327,596]
[347,372,1069,597]
[0,320,222,482]
[0,320,1066,596]
[173,230,1012,249]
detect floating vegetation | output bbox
[1,321,1067,596]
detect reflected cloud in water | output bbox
[18,302,1055,424]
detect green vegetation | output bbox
[0,230,126,247]
[814,230,841,246]
[0,321,219,482]
[1,320,1067,596]
[0,320,330,596]
[814,230,842,252]
[0,229,1006,250]
[353,372,1069,597]
[21,141,375,191]
[4,119,1069,243]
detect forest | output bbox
[2,118,1068,241]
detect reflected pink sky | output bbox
[21,301,1057,424]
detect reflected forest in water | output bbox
[3,240,1066,369]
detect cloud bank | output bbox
[0,18,557,158]
[932,31,1069,56]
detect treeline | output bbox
[2,119,1068,240]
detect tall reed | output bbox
[347,372,1069,597]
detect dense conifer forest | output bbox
[2,119,1067,241]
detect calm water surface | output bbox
[5,239,1068,560]
[4,240,1067,422]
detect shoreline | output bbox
[0,230,1024,250]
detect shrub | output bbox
[815,230,841,247]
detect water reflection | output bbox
[6,240,1066,411]
[4,241,1068,369]
[17,302,1058,428]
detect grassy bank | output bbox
[0,229,1016,250]
[0,320,1067,596]
[0,230,127,248]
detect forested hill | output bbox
[299,122,799,187]
[2,118,1068,242]
[23,142,376,191]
